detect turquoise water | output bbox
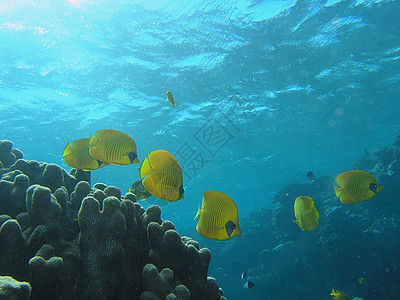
[1,0,399,298]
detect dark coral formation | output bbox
[0,140,225,299]
[204,136,400,299]
[147,222,219,300]
[0,275,31,299]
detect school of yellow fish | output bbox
[63,129,139,171]
[62,95,385,298]
[63,127,241,242]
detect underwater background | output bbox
[1,0,400,299]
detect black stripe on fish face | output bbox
[225,220,236,237]
[369,183,378,194]
[179,185,184,199]
[128,152,137,164]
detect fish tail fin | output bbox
[62,143,73,157]
[173,103,176,108]
[334,185,342,198]
[194,203,201,220]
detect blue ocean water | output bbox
[1,0,399,299]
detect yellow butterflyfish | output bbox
[138,150,184,202]
[194,190,241,241]
[63,138,108,171]
[334,170,383,204]
[88,129,139,165]
[293,196,319,231]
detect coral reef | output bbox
[146,222,219,300]
[0,275,31,300]
[0,140,225,299]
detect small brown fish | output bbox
[166,91,176,108]
[306,171,316,182]
[128,179,152,201]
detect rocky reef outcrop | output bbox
[0,140,226,300]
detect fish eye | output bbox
[369,183,378,193]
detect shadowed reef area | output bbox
[0,139,225,300]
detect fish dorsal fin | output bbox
[71,138,89,150]
[94,129,121,142]
[203,190,227,204]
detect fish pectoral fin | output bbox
[194,204,201,220]
[293,219,303,230]
[313,208,320,219]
